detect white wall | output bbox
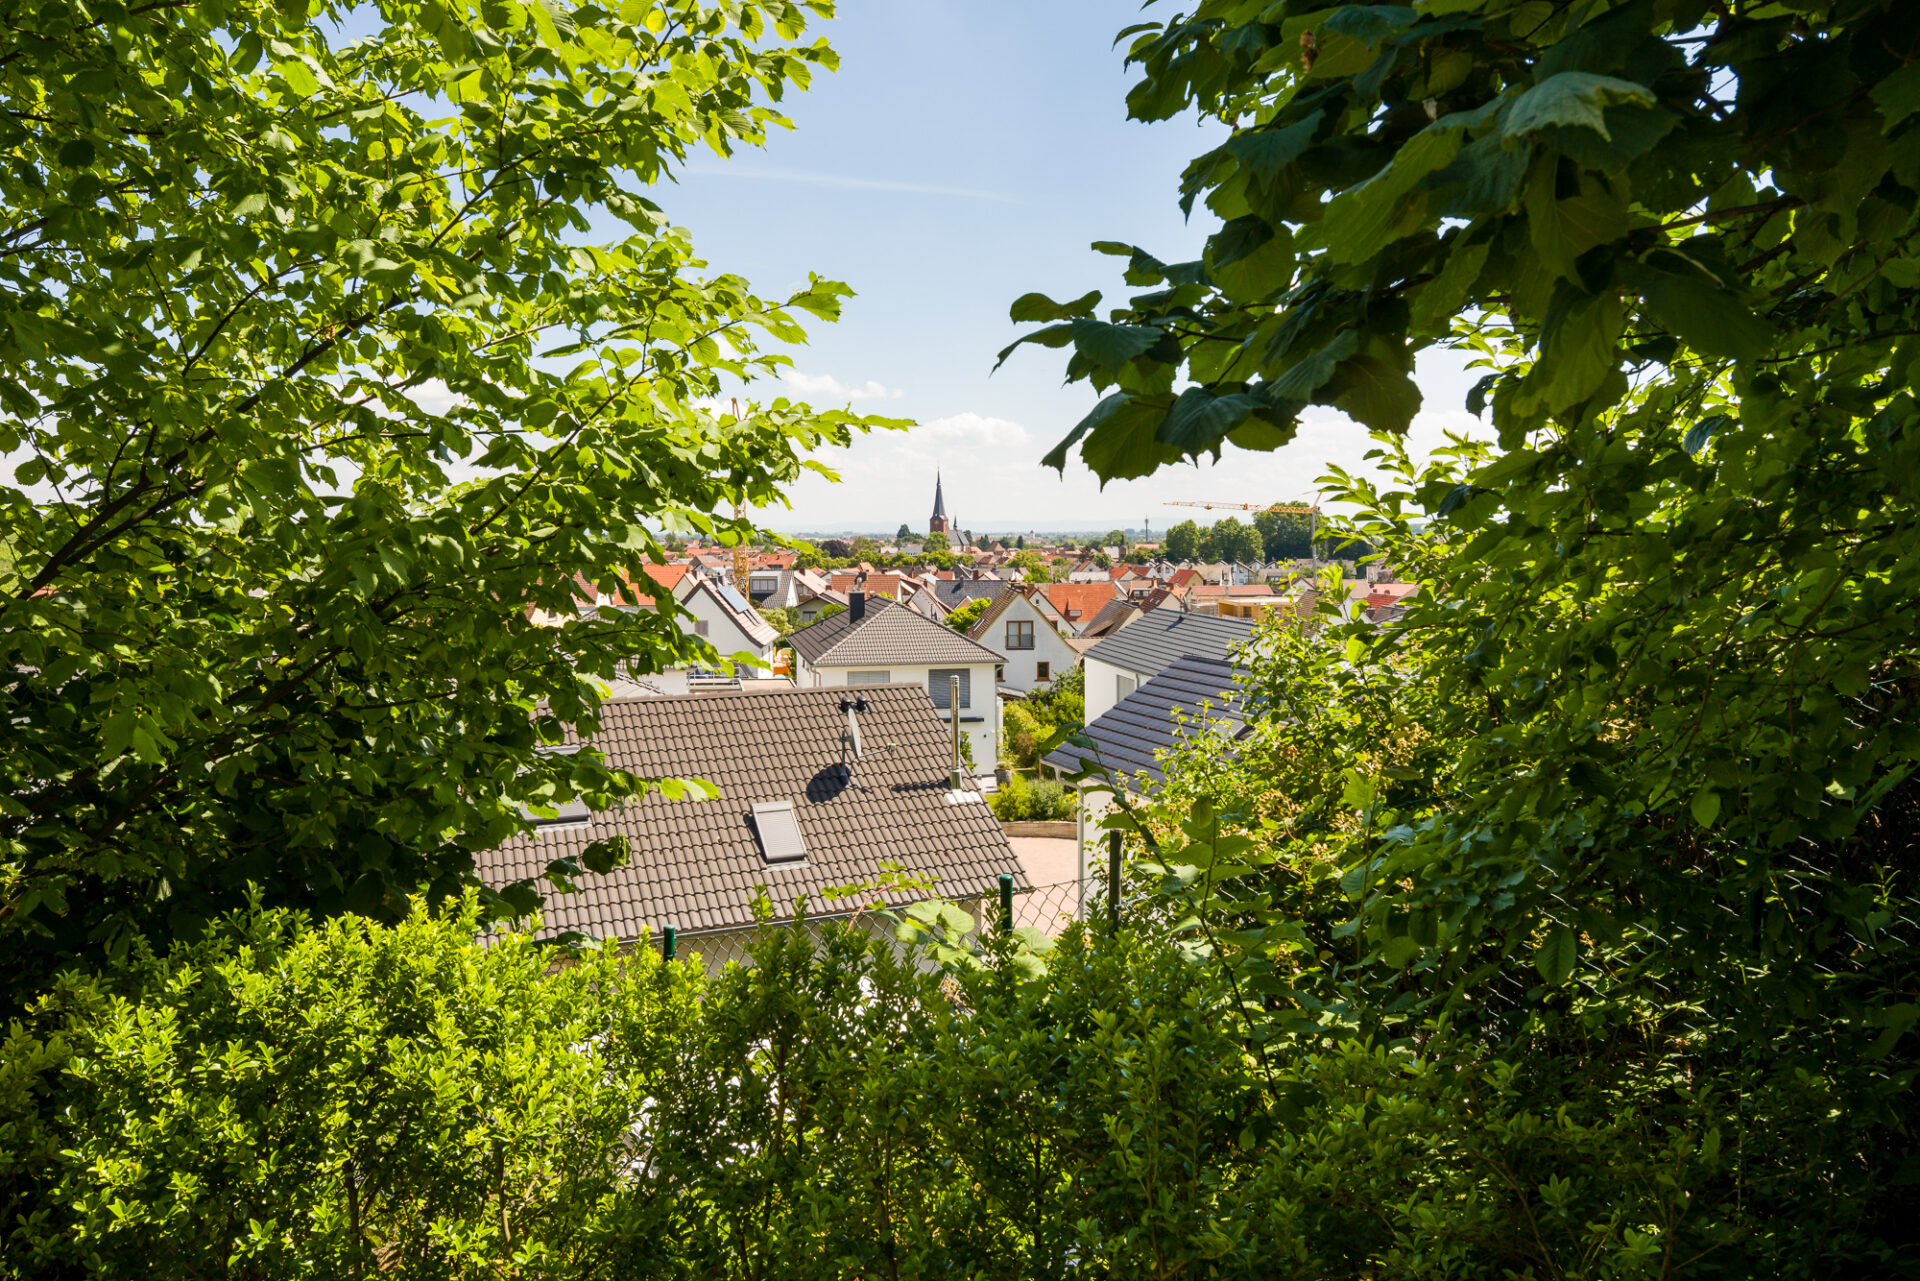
[679,583,774,671]
[798,659,1000,776]
[1082,654,1146,724]
[975,594,1079,695]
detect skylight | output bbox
[750,800,807,865]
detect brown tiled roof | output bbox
[787,596,1002,668]
[1080,597,1142,638]
[478,686,1024,940]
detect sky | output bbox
[652,0,1485,537]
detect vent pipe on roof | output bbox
[849,573,867,623]
[950,674,965,790]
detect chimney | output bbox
[849,571,867,622]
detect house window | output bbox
[694,619,710,637]
[1117,674,1136,702]
[929,668,971,709]
[1036,661,1050,681]
[1006,620,1034,650]
[848,670,891,685]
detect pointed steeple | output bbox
[929,470,950,534]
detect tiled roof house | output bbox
[788,592,1004,777]
[478,686,1025,946]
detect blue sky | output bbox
[658,0,1483,536]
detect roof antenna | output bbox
[837,694,895,788]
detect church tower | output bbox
[929,471,950,534]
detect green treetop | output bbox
[0,0,897,981]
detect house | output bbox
[787,590,1004,775]
[967,586,1081,695]
[1079,597,1143,640]
[1039,582,1123,636]
[1042,654,1249,889]
[477,685,1027,964]
[1079,609,1258,723]
[673,573,781,675]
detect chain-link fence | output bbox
[659,876,1093,974]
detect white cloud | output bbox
[914,412,1029,448]
[782,370,905,402]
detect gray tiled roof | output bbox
[1043,654,1246,788]
[931,579,1006,609]
[1079,609,1257,680]
[478,685,1024,940]
[787,596,1002,668]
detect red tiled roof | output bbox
[1042,582,1123,622]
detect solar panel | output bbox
[750,799,807,864]
[718,583,753,614]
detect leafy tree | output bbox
[0,0,891,980]
[1163,518,1203,561]
[1209,516,1260,563]
[1015,534,1026,549]
[945,596,992,634]
[1254,509,1314,561]
[1014,0,1920,1268]
[922,530,950,553]
[1,897,703,1277]
[896,522,914,542]
[1009,549,1051,583]
[1102,528,1129,553]
[818,539,854,561]
[849,536,884,563]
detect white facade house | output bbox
[674,574,781,674]
[1078,609,1258,724]
[787,592,1002,776]
[966,587,1080,695]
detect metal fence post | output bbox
[1108,829,1122,937]
[663,923,677,960]
[998,872,1013,933]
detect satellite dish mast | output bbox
[840,694,868,769]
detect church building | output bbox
[929,471,951,535]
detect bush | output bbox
[989,773,1074,822]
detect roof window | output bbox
[751,799,807,865]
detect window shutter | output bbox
[930,668,970,709]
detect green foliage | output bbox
[1103,528,1130,552]
[923,530,950,553]
[896,523,914,542]
[1253,508,1314,561]
[1209,516,1261,563]
[1009,549,1052,582]
[946,596,992,634]
[0,0,900,982]
[0,897,702,1277]
[1165,518,1203,561]
[1013,1,1920,1269]
[987,772,1074,822]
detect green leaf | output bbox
[1331,352,1422,433]
[1683,413,1730,456]
[1534,925,1576,985]
[1691,788,1721,828]
[1156,388,1265,453]
[1268,330,1360,401]
[1068,318,1166,370]
[1225,110,1324,184]
[1322,122,1464,264]
[1501,71,1656,142]
[1009,290,1101,323]
[1621,258,1775,361]
[57,139,96,168]
[1872,60,1920,131]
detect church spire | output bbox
[929,470,950,534]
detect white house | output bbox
[966,586,1080,695]
[1079,609,1258,723]
[1042,653,1248,903]
[672,573,781,675]
[787,590,1002,776]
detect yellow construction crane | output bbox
[1163,497,1321,544]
